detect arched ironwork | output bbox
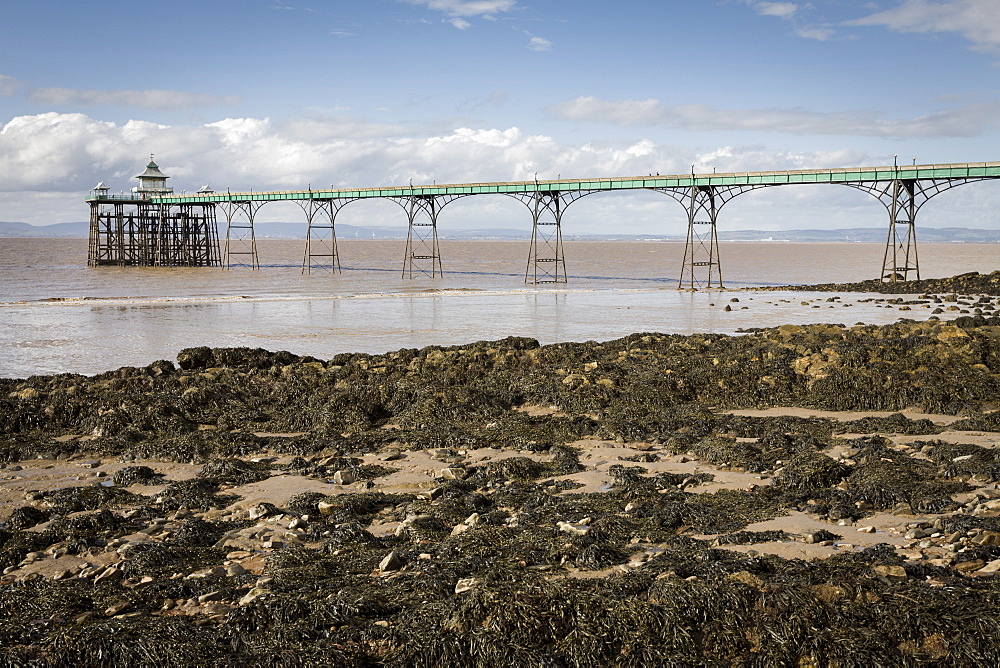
[220,197,266,270]
[389,194,468,278]
[507,189,594,284]
[652,184,771,289]
[845,174,996,282]
[299,196,358,274]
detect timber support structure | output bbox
[86,159,220,267]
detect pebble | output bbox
[379,551,404,572]
[332,470,356,485]
[455,577,479,594]
[239,587,273,605]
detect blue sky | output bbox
[2,0,999,232]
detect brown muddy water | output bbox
[1,237,997,377]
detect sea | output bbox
[1,238,997,379]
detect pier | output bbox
[87,160,1000,287]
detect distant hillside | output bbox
[2,221,998,243]
[0,221,89,237]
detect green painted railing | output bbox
[107,161,1000,205]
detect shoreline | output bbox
[2,273,1000,662]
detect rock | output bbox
[955,560,986,574]
[455,577,479,594]
[557,521,590,536]
[226,563,247,577]
[332,470,356,485]
[857,526,877,534]
[451,524,471,536]
[104,601,132,616]
[198,591,224,603]
[203,603,234,615]
[874,565,907,579]
[379,551,404,572]
[440,467,466,480]
[975,559,1000,575]
[417,487,443,502]
[317,500,337,515]
[248,503,279,520]
[239,587,273,605]
[93,567,124,585]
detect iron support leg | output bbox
[301,198,347,275]
[401,196,443,278]
[222,200,261,270]
[524,191,567,284]
[881,179,920,282]
[678,185,723,290]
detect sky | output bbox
[1,0,999,233]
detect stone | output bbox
[104,601,132,616]
[198,591,225,603]
[379,551,404,572]
[974,559,1000,575]
[440,467,466,480]
[417,487,443,502]
[333,470,356,485]
[203,603,234,615]
[239,587,273,605]
[248,504,274,520]
[955,560,987,573]
[874,565,907,579]
[93,566,124,585]
[557,521,590,536]
[455,577,479,594]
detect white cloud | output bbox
[27,87,240,111]
[0,74,23,97]
[795,25,836,41]
[0,73,240,111]
[528,36,552,51]
[0,110,883,222]
[6,110,999,233]
[848,0,1000,52]
[400,0,517,19]
[450,17,472,29]
[753,2,799,19]
[547,96,1000,138]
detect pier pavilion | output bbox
[87,156,220,267]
